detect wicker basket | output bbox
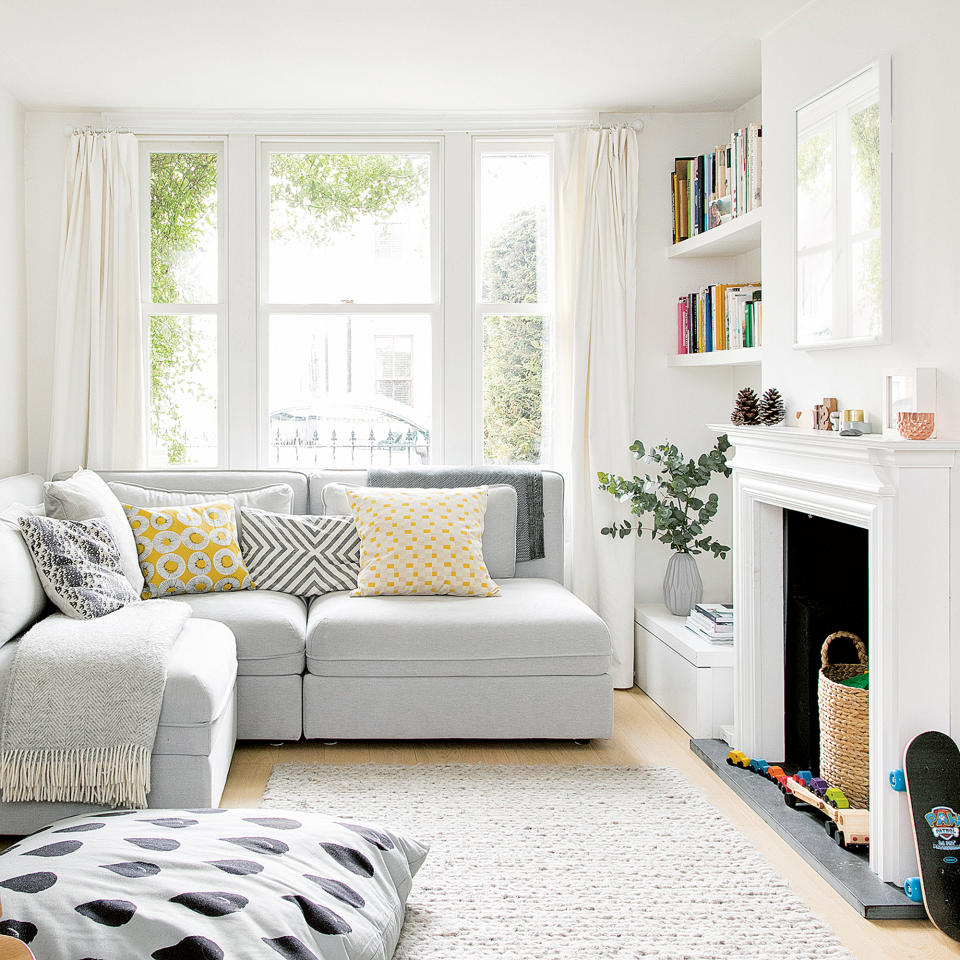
[818,631,869,809]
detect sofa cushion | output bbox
[18,515,140,619]
[0,617,236,757]
[306,577,611,677]
[168,590,306,676]
[43,468,144,594]
[123,500,254,600]
[322,481,517,579]
[108,478,295,514]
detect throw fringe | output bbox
[0,744,151,808]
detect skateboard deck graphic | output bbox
[904,730,960,941]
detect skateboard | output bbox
[895,730,960,941]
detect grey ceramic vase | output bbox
[663,551,703,616]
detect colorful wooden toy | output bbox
[726,750,750,768]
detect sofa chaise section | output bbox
[0,617,237,835]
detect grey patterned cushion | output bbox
[239,508,360,597]
[18,515,140,620]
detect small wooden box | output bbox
[634,603,734,739]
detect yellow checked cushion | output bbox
[123,500,254,600]
[347,487,499,597]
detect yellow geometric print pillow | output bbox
[122,500,254,600]
[347,486,499,598]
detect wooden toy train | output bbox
[726,750,870,849]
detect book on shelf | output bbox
[694,602,733,623]
[670,123,761,244]
[685,615,733,644]
[675,284,761,355]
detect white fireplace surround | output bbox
[714,424,960,883]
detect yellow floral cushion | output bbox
[123,500,254,600]
[347,487,499,597]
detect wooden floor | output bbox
[223,687,959,960]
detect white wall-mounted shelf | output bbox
[667,207,762,259]
[668,346,763,368]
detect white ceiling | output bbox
[0,0,805,114]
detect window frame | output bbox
[472,137,555,465]
[793,58,891,348]
[139,138,229,469]
[256,138,443,467]
[136,131,556,471]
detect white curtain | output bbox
[551,127,640,689]
[47,130,146,474]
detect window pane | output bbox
[479,151,550,303]
[796,124,833,251]
[851,236,881,338]
[149,315,218,466]
[268,152,431,304]
[796,250,833,342]
[150,153,218,304]
[269,314,431,467]
[482,314,543,464]
[850,100,880,235]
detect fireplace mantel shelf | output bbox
[709,423,960,456]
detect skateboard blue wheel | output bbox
[904,877,923,902]
[889,768,906,792]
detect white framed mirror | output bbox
[794,57,891,348]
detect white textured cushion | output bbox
[0,503,47,645]
[322,481,517,579]
[18,515,141,619]
[108,480,295,514]
[0,807,428,960]
[43,468,144,594]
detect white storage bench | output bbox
[634,603,733,739]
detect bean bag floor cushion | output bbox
[0,808,428,960]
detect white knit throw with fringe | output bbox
[0,600,189,808]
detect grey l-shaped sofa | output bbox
[0,468,613,834]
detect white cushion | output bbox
[43,468,144,595]
[0,807,428,960]
[322,481,517,579]
[108,479,295,514]
[0,502,47,645]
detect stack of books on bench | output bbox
[685,603,734,644]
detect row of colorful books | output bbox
[676,283,761,355]
[685,603,733,644]
[670,124,762,243]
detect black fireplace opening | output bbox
[783,509,869,774]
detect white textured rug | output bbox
[263,764,854,960]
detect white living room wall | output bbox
[762,0,960,735]
[761,0,960,436]
[0,85,27,476]
[630,105,761,609]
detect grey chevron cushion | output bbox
[240,508,361,597]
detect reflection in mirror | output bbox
[795,62,886,346]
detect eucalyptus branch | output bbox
[598,435,732,557]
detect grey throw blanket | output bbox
[368,466,545,561]
[0,601,189,808]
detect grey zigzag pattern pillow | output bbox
[239,508,361,597]
[18,515,140,619]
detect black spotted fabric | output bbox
[18,515,140,620]
[0,808,428,959]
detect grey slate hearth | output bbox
[691,737,923,919]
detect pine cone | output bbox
[759,387,785,425]
[731,386,760,425]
